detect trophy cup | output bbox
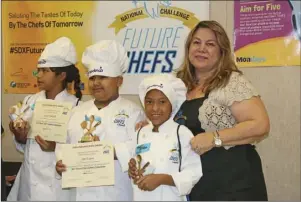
[79,115,101,143]
[8,101,30,128]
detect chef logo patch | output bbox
[169,143,179,164]
[79,115,102,143]
[114,110,129,127]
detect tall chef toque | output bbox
[82,40,129,78]
[138,74,187,117]
[37,36,77,68]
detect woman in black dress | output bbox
[174,20,269,201]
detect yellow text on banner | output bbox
[108,7,148,34]
[159,6,199,29]
[108,6,200,34]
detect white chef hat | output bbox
[82,40,128,78]
[138,74,187,117]
[37,37,77,68]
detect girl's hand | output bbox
[128,158,139,180]
[56,160,66,176]
[9,121,29,144]
[93,136,100,141]
[136,174,163,191]
[35,135,56,152]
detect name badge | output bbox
[135,143,151,155]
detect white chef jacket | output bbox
[7,90,81,201]
[57,96,145,201]
[115,118,203,201]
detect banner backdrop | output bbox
[234,0,301,67]
[2,1,209,94]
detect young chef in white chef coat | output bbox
[116,74,203,201]
[55,40,145,201]
[7,36,82,201]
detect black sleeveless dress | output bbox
[174,95,268,201]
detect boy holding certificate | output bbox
[55,40,145,201]
[7,37,82,201]
[117,74,203,201]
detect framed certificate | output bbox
[29,100,72,143]
[61,141,114,188]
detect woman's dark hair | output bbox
[50,65,82,100]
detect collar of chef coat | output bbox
[143,118,178,139]
[37,89,70,101]
[90,95,122,111]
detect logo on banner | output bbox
[236,56,266,63]
[108,1,200,75]
[109,1,199,34]
[10,68,28,78]
[10,81,31,88]
[10,81,16,88]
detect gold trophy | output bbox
[79,115,101,143]
[8,101,30,128]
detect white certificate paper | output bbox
[61,141,114,188]
[29,100,72,143]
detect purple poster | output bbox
[234,0,300,67]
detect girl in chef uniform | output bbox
[116,74,202,201]
[7,36,82,201]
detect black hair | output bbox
[50,65,82,100]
